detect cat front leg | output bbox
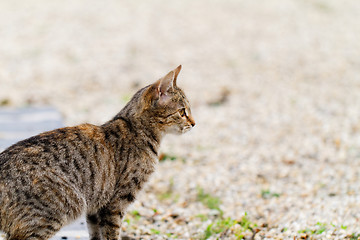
[98,207,125,240]
[86,213,103,240]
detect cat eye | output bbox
[179,108,187,117]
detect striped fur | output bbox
[0,65,195,240]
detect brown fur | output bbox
[0,65,195,240]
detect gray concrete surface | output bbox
[0,107,88,240]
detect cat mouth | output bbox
[181,126,193,133]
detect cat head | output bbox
[142,65,195,135]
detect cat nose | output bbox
[189,119,195,127]
[188,115,195,127]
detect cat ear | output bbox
[151,66,182,105]
[158,70,175,95]
[173,65,182,86]
[153,70,175,105]
[158,65,182,92]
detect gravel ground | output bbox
[1,0,360,239]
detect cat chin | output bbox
[181,126,193,134]
[167,130,183,135]
[165,126,191,135]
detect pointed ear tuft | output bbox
[173,65,182,86]
[159,71,175,95]
[151,66,182,105]
[152,70,175,105]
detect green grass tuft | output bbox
[200,212,257,240]
[196,214,209,222]
[349,233,360,240]
[150,228,161,235]
[159,153,178,161]
[197,187,223,215]
[261,189,281,199]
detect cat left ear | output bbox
[154,70,175,105]
[173,65,182,87]
[158,71,175,95]
[152,65,182,105]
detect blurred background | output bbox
[1,0,360,239]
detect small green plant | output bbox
[196,214,209,222]
[200,213,257,240]
[314,222,327,234]
[158,191,180,202]
[124,210,141,227]
[261,189,281,199]
[159,153,178,161]
[166,233,178,238]
[158,177,179,201]
[203,223,214,240]
[214,217,237,232]
[158,192,172,200]
[150,228,161,235]
[130,210,141,220]
[197,187,222,215]
[298,228,311,234]
[201,218,237,240]
[349,233,360,240]
[298,222,328,235]
[238,212,257,231]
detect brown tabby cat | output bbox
[0,65,195,240]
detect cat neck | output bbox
[103,86,164,145]
[103,113,163,146]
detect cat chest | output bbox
[118,156,157,191]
